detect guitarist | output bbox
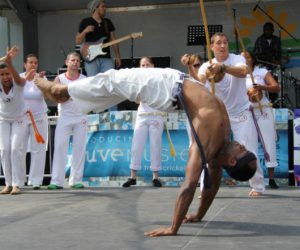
[75,0,121,77]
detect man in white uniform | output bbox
[197,32,265,197]
[34,66,259,237]
[47,52,88,190]
[20,54,48,189]
[0,47,27,195]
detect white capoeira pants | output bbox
[230,109,265,193]
[68,68,183,114]
[252,105,278,168]
[130,114,164,172]
[50,115,88,187]
[0,116,27,187]
[24,113,48,186]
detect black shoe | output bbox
[152,179,162,187]
[122,178,136,187]
[269,179,279,189]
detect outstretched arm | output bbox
[144,144,202,237]
[5,46,25,86]
[184,160,222,223]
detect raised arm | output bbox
[5,46,25,86]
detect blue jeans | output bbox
[84,57,114,76]
[84,57,117,111]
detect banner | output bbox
[65,110,289,179]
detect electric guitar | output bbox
[80,32,143,62]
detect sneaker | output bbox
[1,186,13,194]
[70,183,84,189]
[122,178,136,187]
[10,186,21,195]
[152,179,162,187]
[33,185,41,190]
[47,184,63,190]
[269,179,279,189]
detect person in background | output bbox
[0,47,27,195]
[47,52,88,190]
[254,22,282,104]
[123,57,164,188]
[254,22,282,68]
[243,51,281,189]
[20,54,48,189]
[76,0,121,76]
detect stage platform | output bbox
[0,185,299,250]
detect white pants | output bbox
[50,115,88,186]
[68,68,182,114]
[130,115,164,172]
[24,113,48,186]
[253,106,278,168]
[0,117,27,187]
[230,109,265,193]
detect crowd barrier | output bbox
[0,109,294,186]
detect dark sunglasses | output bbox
[193,63,201,68]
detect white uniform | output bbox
[199,54,265,193]
[68,68,182,114]
[0,81,27,187]
[20,72,48,186]
[130,103,164,172]
[50,73,88,187]
[246,67,278,169]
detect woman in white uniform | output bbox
[0,47,27,195]
[243,51,281,189]
[123,57,164,187]
[20,54,48,189]
[47,52,88,190]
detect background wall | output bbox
[36,1,300,72]
[1,0,300,106]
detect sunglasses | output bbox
[193,63,201,68]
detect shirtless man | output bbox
[33,67,257,236]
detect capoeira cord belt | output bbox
[249,106,270,162]
[173,82,212,189]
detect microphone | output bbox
[253,0,262,11]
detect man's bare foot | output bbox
[183,214,201,223]
[144,227,176,237]
[34,77,69,103]
[249,190,263,197]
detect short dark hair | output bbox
[223,152,257,181]
[0,62,7,69]
[211,32,228,44]
[263,22,274,32]
[139,57,154,66]
[24,53,38,63]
